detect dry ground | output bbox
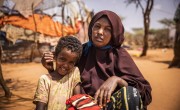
[0,49,180,110]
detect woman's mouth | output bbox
[95,36,103,42]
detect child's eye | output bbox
[58,57,65,62]
[69,61,76,66]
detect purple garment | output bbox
[77,10,152,107]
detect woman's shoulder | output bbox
[82,42,89,48]
[116,46,130,54]
[82,42,88,45]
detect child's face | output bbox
[55,47,78,76]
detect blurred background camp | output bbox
[0,0,179,63]
[0,0,180,110]
[0,0,179,62]
[0,0,93,62]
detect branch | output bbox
[137,0,145,14]
[145,0,154,15]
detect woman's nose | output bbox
[98,28,103,34]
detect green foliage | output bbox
[159,18,175,27]
[149,28,173,48]
[124,31,144,49]
[124,28,173,49]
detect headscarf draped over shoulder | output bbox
[88,10,124,47]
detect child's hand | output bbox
[41,52,54,72]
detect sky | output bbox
[83,0,179,32]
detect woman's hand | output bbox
[41,52,54,72]
[94,76,128,108]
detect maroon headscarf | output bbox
[88,10,124,47]
[77,10,152,108]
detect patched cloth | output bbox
[66,94,101,110]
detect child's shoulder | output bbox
[70,67,80,79]
[74,67,80,71]
[72,67,80,74]
[67,67,80,78]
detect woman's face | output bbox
[91,17,112,47]
[55,48,78,76]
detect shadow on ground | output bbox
[0,79,36,110]
[153,60,171,65]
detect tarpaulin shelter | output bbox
[0,0,92,97]
[0,0,91,44]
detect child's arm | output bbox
[34,75,49,110]
[35,102,46,110]
[73,83,81,95]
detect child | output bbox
[33,36,83,110]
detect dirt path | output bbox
[0,49,180,110]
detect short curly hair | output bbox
[54,36,82,61]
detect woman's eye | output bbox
[93,24,100,29]
[105,27,112,32]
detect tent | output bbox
[0,0,92,45]
[0,0,92,98]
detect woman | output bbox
[42,10,152,110]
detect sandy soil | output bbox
[0,49,180,110]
